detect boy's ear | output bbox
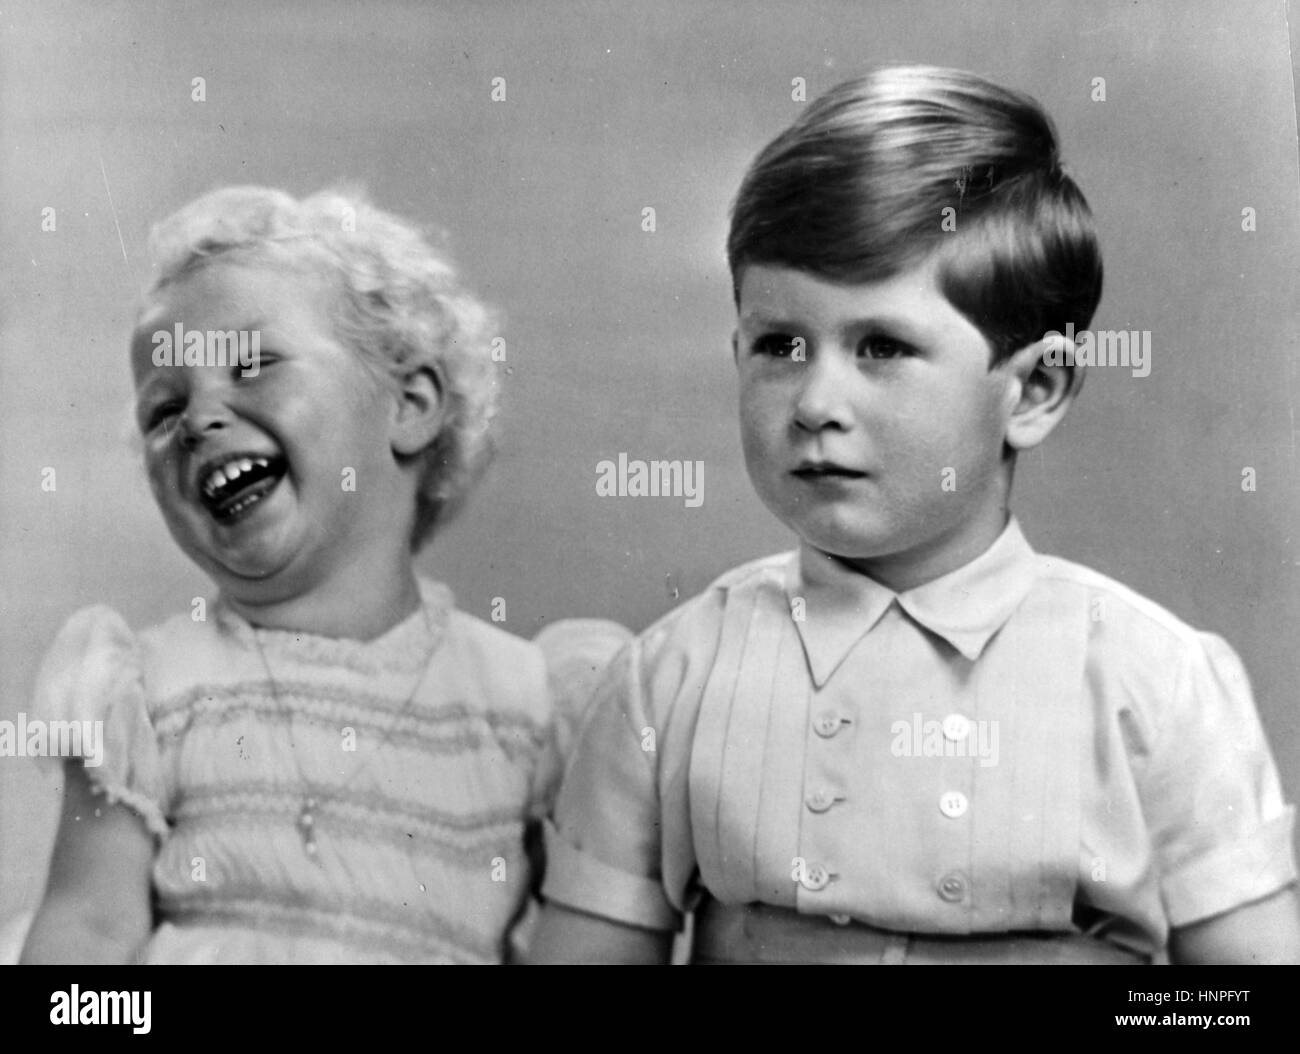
[731,329,740,364]
[390,363,446,457]
[1002,333,1082,452]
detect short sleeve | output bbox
[31,606,168,838]
[532,618,634,770]
[1142,632,1297,927]
[539,636,681,931]
[528,618,633,824]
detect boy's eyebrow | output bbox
[738,309,796,330]
[739,309,934,345]
[846,314,932,345]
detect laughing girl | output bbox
[21,186,599,963]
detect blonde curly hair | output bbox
[140,184,499,549]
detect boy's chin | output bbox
[779,510,904,564]
[804,537,902,567]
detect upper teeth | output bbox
[202,457,270,498]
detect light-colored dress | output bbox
[34,579,624,964]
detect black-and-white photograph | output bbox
[1,0,1297,1012]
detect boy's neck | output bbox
[220,558,424,641]
[828,507,1014,593]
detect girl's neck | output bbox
[221,561,423,642]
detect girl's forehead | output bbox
[129,259,351,385]
[132,260,340,351]
[146,256,331,316]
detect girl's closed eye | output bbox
[233,350,277,381]
[143,399,184,432]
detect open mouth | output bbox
[197,454,288,522]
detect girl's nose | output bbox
[792,353,853,432]
[178,397,230,450]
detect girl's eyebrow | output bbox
[133,369,178,402]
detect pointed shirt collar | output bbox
[786,518,1040,686]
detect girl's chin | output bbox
[182,525,299,583]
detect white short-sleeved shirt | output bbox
[543,520,1296,957]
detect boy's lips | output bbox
[791,460,869,480]
[192,450,288,523]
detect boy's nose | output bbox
[792,355,853,432]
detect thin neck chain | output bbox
[248,599,440,864]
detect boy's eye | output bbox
[751,334,806,358]
[858,335,913,360]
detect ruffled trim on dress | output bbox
[81,772,171,839]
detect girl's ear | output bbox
[1003,332,1083,452]
[390,363,446,457]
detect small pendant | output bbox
[297,796,320,862]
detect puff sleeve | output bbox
[530,618,633,816]
[1139,632,1296,927]
[30,606,168,838]
[540,633,684,931]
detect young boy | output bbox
[530,66,1300,964]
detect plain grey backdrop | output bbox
[2,0,1298,934]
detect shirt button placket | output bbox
[800,709,847,907]
[936,779,972,915]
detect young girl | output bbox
[21,185,623,964]
[531,66,1300,964]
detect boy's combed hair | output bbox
[142,185,498,548]
[728,65,1103,363]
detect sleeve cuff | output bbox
[1162,806,1298,927]
[81,763,170,840]
[540,820,681,932]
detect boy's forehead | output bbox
[735,259,994,359]
[737,261,940,320]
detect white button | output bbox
[801,864,831,891]
[937,871,968,902]
[805,789,836,813]
[941,714,971,741]
[828,913,852,926]
[939,791,968,818]
[813,713,844,738]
